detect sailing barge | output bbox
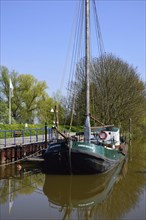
[43,0,128,174]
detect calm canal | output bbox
[0,140,145,220]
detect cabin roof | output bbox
[92,127,119,133]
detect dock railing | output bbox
[0,127,53,148]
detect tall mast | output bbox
[84,0,91,142]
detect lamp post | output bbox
[50,106,59,139]
[50,108,55,127]
[50,105,58,128]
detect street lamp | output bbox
[50,108,55,127]
[50,106,58,128]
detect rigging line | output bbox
[59,1,79,94]
[71,1,84,87]
[63,1,82,128]
[67,1,84,98]
[92,0,107,122]
[90,52,98,118]
[69,1,85,130]
[0,148,42,167]
[56,2,80,129]
[92,0,106,78]
[66,2,80,96]
[92,0,105,57]
[64,1,84,128]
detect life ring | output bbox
[99,131,108,140]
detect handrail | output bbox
[0,127,53,148]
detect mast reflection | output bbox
[43,160,127,219]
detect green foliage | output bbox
[59,125,83,133]
[0,124,47,138]
[0,66,56,124]
[12,73,48,123]
[69,54,146,133]
[0,172,44,204]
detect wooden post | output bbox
[54,106,59,139]
[129,118,132,161]
[45,122,48,148]
[20,146,22,159]
[14,147,17,161]
[129,118,132,141]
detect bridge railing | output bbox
[0,127,53,148]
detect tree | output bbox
[37,93,55,124]
[13,74,48,123]
[0,66,18,123]
[0,66,49,124]
[0,66,65,125]
[69,54,146,132]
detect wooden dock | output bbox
[0,141,47,166]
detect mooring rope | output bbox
[0,148,43,167]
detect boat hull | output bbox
[43,141,126,175]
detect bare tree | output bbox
[69,54,146,132]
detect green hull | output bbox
[72,141,125,161]
[43,140,127,174]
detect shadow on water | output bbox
[0,139,145,220]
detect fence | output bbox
[0,127,53,148]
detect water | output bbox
[0,140,145,220]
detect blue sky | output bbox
[1,0,145,97]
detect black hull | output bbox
[70,150,119,174]
[43,144,123,175]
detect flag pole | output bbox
[9,77,13,124]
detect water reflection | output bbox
[43,160,128,219]
[0,140,145,220]
[0,164,44,213]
